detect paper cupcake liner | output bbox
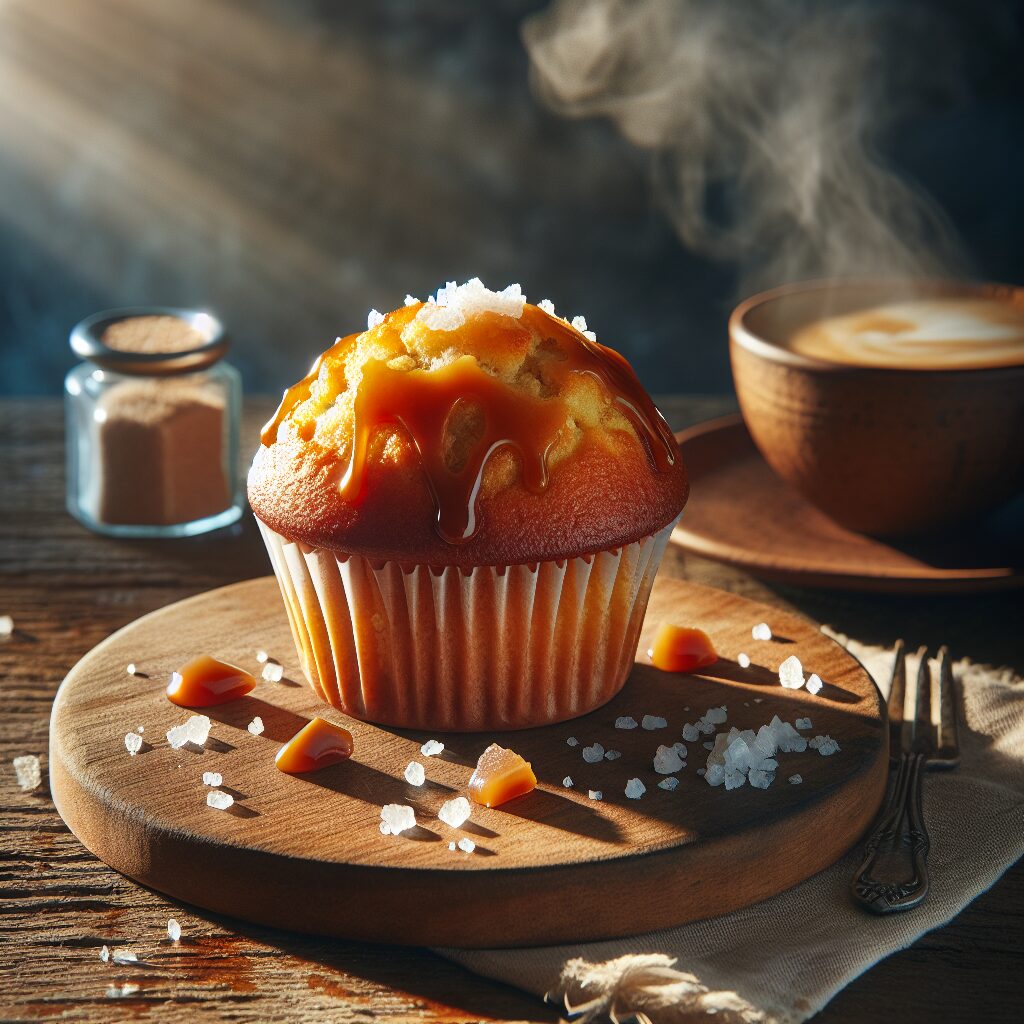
[257,519,675,731]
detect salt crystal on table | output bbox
[167,919,181,942]
[641,715,667,730]
[738,653,751,668]
[202,771,222,787]
[107,983,140,999]
[658,777,679,791]
[724,768,747,790]
[380,803,416,834]
[811,735,840,756]
[13,754,41,791]
[184,715,211,746]
[0,614,13,637]
[448,840,456,850]
[166,724,189,749]
[100,945,109,962]
[706,706,728,725]
[705,763,725,786]
[615,716,638,730]
[697,767,706,777]
[261,662,284,683]
[806,673,824,695]
[563,776,574,788]
[379,822,391,835]
[566,736,579,747]
[748,768,774,789]
[126,663,137,676]
[438,796,471,828]
[789,774,803,785]
[796,717,812,730]
[698,718,716,735]
[624,778,646,799]
[112,951,138,964]
[653,745,683,774]
[779,655,805,689]
[604,749,621,761]
[703,741,714,750]
[207,790,234,810]
[404,761,426,786]
[247,716,264,736]
[256,650,269,664]
[124,733,143,756]
[420,739,444,757]
[582,742,604,763]
[752,622,772,641]
[457,838,476,854]
[672,742,687,757]
[137,726,144,734]
[588,790,603,801]
[681,723,700,742]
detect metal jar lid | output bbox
[70,307,228,375]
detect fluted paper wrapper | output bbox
[257,520,675,731]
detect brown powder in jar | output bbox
[90,379,230,526]
[102,315,206,355]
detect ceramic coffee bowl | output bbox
[729,279,1024,537]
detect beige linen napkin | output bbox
[440,639,1024,1023]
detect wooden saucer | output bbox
[672,416,1024,594]
[50,576,886,948]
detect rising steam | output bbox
[523,0,968,289]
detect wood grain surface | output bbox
[671,416,1024,592]
[50,577,886,946]
[3,397,1023,1022]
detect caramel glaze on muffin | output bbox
[249,301,688,567]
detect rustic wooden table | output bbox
[3,396,1022,1023]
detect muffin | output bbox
[249,280,688,730]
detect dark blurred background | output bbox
[0,0,1021,397]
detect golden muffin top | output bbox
[249,280,687,565]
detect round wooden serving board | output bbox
[672,416,1024,593]
[51,576,887,948]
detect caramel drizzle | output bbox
[262,306,677,544]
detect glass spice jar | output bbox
[64,307,243,537]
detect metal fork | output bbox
[851,641,960,914]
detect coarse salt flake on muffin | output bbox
[249,279,688,731]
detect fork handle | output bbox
[851,752,931,914]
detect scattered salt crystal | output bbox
[748,768,774,789]
[754,698,764,703]
[124,733,143,756]
[126,663,137,676]
[566,736,579,747]
[681,723,700,742]
[457,838,476,854]
[806,673,824,695]
[604,749,621,761]
[615,716,638,730]
[107,983,140,999]
[752,622,773,641]
[582,743,605,763]
[810,735,840,756]
[13,754,41,791]
[563,776,574,788]
[672,742,688,757]
[641,715,667,730]
[789,774,803,785]
[538,298,556,315]
[167,919,181,942]
[247,716,264,736]
[448,840,456,850]
[653,745,684,774]
[420,739,445,757]
[697,768,706,776]
[796,717,812,730]
[202,771,223,787]
[624,778,646,799]
[404,761,426,786]
[99,944,109,962]
[405,294,419,306]
[380,803,416,835]
[261,662,284,683]
[137,726,144,734]
[379,822,391,835]
[779,655,805,690]
[698,718,716,735]
[706,706,728,725]
[207,790,234,810]
[112,950,138,965]
[703,741,714,750]
[184,715,211,746]
[367,309,385,329]
[658,777,679,791]
[169,670,183,691]
[588,790,603,801]
[438,796,471,827]
[256,650,269,664]
[166,724,189,749]
[0,614,13,637]
[724,769,746,790]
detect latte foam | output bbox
[787,297,1024,369]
